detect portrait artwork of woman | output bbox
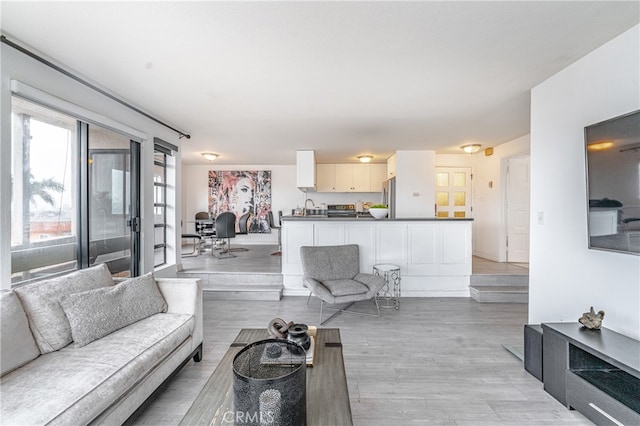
[208,170,272,233]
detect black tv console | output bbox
[541,323,639,425]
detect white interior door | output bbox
[506,157,530,263]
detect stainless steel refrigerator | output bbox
[381,177,396,219]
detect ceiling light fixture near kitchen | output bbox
[202,152,219,161]
[358,155,373,163]
[460,144,482,154]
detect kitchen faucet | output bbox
[304,198,315,215]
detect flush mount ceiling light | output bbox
[202,152,219,161]
[358,155,373,163]
[460,144,482,154]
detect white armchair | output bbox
[300,244,385,324]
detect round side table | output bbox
[373,264,401,310]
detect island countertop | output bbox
[281,215,473,221]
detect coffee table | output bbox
[180,328,352,425]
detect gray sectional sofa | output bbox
[0,264,203,425]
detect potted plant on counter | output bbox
[368,204,389,219]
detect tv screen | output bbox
[585,110,640,255]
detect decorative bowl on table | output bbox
[368,206,389,219]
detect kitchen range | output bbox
[327,204,356,217]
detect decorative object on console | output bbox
[578,306,605,330]
[266,318,317,365]
[233,339,306,426]
[268,317,294,339]
[286,324,311,352]
[368,204,389,219]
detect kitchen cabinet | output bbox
[315,164,336,192]
[296,150,316,191]
[370,163,386,192]
[335,164,369,191]
[387,154,397,178]
[315,163,386,192]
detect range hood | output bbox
[296,150,316,191]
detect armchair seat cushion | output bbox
[323,279,369,297]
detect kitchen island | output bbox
[281,216,473,297]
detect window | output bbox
[11,97,79,283]
[153,148,168,267]
[10,96,141,285]
[153,138,177,268]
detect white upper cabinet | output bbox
[316,164,336,192]
[335,164,369,192]
[387,153,397,178]
[296,150,316,191]
[315,163,386,192]
[370,164,386,192]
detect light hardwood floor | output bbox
[131,295,591,425]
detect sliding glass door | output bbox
[87,125,140,277]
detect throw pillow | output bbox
[60,273,167,347]
[14,264,114,354]
[0,291,41,376]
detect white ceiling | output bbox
[2,1,638,165]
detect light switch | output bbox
[537,212,544,225]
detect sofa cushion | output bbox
[14,264,113,354]
[0,292,40,376]
[60,273,167,347]
[0,312,194,426]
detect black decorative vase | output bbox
[287,324,311,352]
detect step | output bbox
[470,274,529,287]
[203,284,283,301]
[178,271,283,301]
[178,271,283,285]
[470,285,528,304]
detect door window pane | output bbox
[88,126,132,277]
[453,172,466,187]
[11,97,78,284]
[436,192,449,207]
[437,172,449,187]
[454,191,466,206]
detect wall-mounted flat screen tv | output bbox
[585,110,640,255]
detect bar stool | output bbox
[373,264,401,310]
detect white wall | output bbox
[529,25,640,339]
[1,41,185,283]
